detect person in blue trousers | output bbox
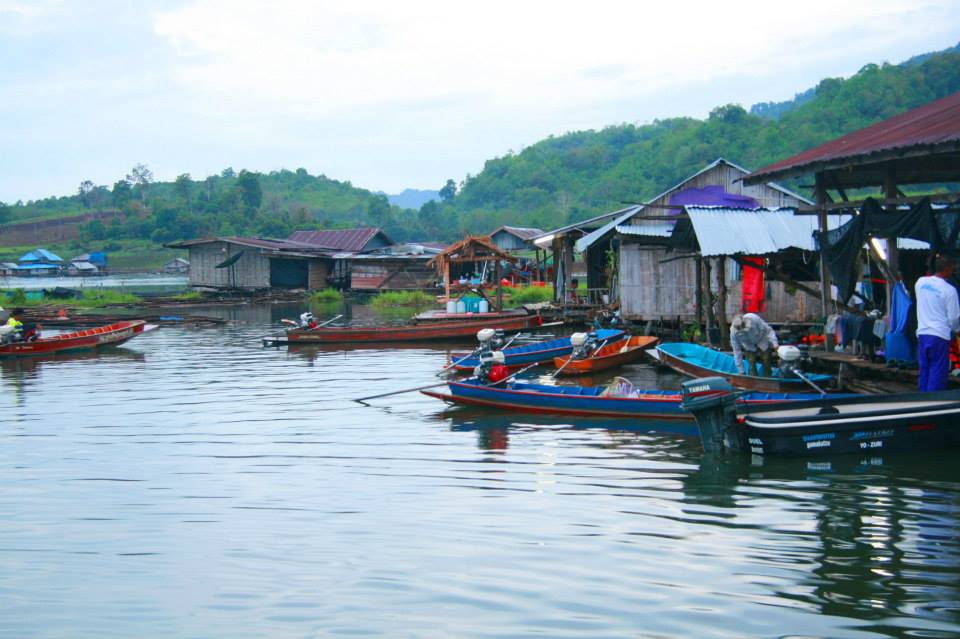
[914,255,960,391]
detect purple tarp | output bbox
[668,185,759,211]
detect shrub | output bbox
[313,288,343,303]
[371,290,436,308]
[505,285,553,306]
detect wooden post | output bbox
[884,163,899,316]
[444,260,451,303]
[695,255,703,338]
[703,258,715,346]
[494,260,503,311]
[563,235,574,304]
[717,257,729,349]
[815,172,834,350]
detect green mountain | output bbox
[445,43,960,235]
[3,43,959,252]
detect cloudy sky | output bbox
[1,1,958,203]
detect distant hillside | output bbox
[444,44,960,234]
[383,188,440,209]
[3,42,959,251]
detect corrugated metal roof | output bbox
[684,206,849,256]
[575,158,812,252]
[19,248,63,263]
[747,91,960,182]
[490,225,545,241]
[615,220,677,238]
[288,228,389,252]
[166,236,321,250]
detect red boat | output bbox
[263,314,544,345]
[0,320,155,358]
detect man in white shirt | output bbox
[914,255,960,391]
[730,313,779,377]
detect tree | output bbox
[175,173,193,207]
[112,180,133,208]
[126,163,154,202]
[78,180,95,208]
[439,178,457,202]
[366,194,391,226]
[236,170,263,211]
[221,167,236,179]
[0,201,10,224]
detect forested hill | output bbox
[2,43,959,249]
[445,44,960,235]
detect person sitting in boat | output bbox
[4,308,39,342]
[299,312,319,329]
[730,313,778,377]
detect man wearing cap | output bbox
[915,255,960,392]
[730,312,778,377]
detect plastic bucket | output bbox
[478,299,490,313]
[446,300,457,314]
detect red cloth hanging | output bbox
[741,257,766,313]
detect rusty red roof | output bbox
[746,90,960,183]
[288,227,390,252]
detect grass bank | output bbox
[370,290,436,308]
[2,288,142,308]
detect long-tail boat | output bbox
[681,376,960,456]
[422,377,843,420]
[0,320,155,358]
[263,313,544,346]
[553,335,659,375]
[449,329,625,370]
[654,342,832,393]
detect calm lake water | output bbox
[1,304,958,638]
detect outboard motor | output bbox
[569,332,594,360]
[474,349,506,379]
[680,377,748,453]
[776,345,805,379]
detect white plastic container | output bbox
[478,299,490,314]
[456,300,466,314]
[446,300,457,314]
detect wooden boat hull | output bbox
[270,314,542,345]
[414,308,530,322]
[423,379,837,420]
[656,342,832,392]
[451,329,625,370]
[0,320,153,358]
[553,336,658,375]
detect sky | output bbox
[1,0,958,203]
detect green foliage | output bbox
[370,290,436,308]
[3,45,959,254]
[0,201,10,224]
[170,291,203,301]
[9,288,27,305]
[312,288,343,303]
[505,285,553,307]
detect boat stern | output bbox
[680,377,747,453]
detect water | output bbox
[1,304,958,638]
[1,273,188,293]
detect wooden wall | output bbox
[187,242,271,289]
[308,260,330,290]
[616,161,814,322]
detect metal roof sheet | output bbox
[684,206,849,256]
[490,225,545,241]
[615,220,677,238]
[747,91,960,182]
[288,228,389,252]
[575,158,812,252]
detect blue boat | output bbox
[450,329,625,370]
[655,342,833,393]
[422,377,843,420]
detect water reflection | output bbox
[674,452,960,637]
[0,302,956,638]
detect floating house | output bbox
[16,248,64,276]
[66,261,100,276]
[554,158,814,323]
[743,89,960,353]
[0,262,18,276]
[164,257,190,274]
[167,227,440,292]
[488,226,544,252]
